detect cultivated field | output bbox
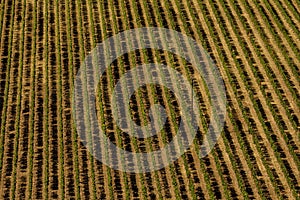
[0,0,299,199]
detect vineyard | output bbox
[0,0,299,199]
